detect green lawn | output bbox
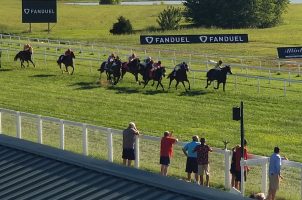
[0,1,302,199]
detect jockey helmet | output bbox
[218,60,223,65]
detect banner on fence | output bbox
[277,47,302,59]
[22,0,57,23]
[140,34,248,45]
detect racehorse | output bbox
[98,59,122,85]
[205,65,232,91]
[14,51,35,68]
[167,62,190,91]
[143,67,166,90]
[57,52,75,75]
[121,58,144,83]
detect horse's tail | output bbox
[14,52,20,61]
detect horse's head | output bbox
[182,62,189,71]
[224,65,232,74]
[71,52,75,59]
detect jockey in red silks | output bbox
[149,61,162,78]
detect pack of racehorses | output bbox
[14,49,232,91]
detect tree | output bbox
[110,16,133,35]
[157,6,182,30]
[183,0,290,28]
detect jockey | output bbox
[173,62,186,76]
[60,48,72,61]
[149,61,162,78]
[128,53,137,63]
[214,60,223,70]
[106,53,116,70]
[23,44,33,54]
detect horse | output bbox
[167,62,190,91]
[142,67,166,90]
[98,59,122,85]
[121,58,144,83]
[205,65,232,91]
[57,52,75,75]
[14,50,35,68]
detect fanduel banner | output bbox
[277,47,302,59]
[22,0,57,23]
[140,34,248,45]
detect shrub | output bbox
[110,16,133,35]
[99,0,120,5]
[157,6,182,30]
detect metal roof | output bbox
[0,135,249,200]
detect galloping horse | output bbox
[98,59,122,85]
[205,65,232,91]
[143,67,166,90]
[57,52,75,75]
[167,62,190,91]
[121,58,144,83]
[14,50,35,68]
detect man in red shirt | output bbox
[160,131,178,176]
[234,139,249,190]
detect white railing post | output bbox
[107,128,113,162]
[82,123,88,156]
[284,81,287,97]
[261,160,268,194]
[60,119,65,150]
[257,78,260,94]
[135,135,140,169]
[37,115,43,144]
[0,109,2,134]
[16,111,21,139]
[240,158,245,196]
[224,149,231,189]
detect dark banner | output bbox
[140,34,248,45]
[22,0,57,23]
[277,47,302,59]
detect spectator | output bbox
[193,137,212,187]
[230,145,239,187]
[160,131,178,176]
[122,122,140,167]
[234,139,249,190]
[182,135,200,183]
[267,147,287,200]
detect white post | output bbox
[288,72,291,86]
[224,149,231,189]
[278,61,281,74]
[0,110,2,134]
[44,47,47,65]
[82,124,88,156]
[16,111,21,139]
[268,69,271,84]
[107,128,113,162]
[240,158,245,196]
[261,161,268,194]
[37,115,43,144]
[298,64,301,77]
[135,135,140,169]
[60,119,65,150]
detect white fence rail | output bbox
[0,107,301,199]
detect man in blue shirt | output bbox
[182,135,200,183]
[267,147,287,200]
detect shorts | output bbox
[198,164,210,176]
[230,163,236,174]
[160,156,170,166]
[269,174,280,190]
[122,148,135,160]
[235,170,247,182]
[185,157,198,173]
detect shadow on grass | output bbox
[107,86,140,94]
[30,74,56,78]
[71,81,99,90]
[0,68,13,72]
[143,89,166,95]
[178,89,208,96]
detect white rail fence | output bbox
[0,107,301,199]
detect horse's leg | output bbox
[29,59,35,68]
[168,78,173,89]
[185,79,191,90]
[175,81,179,90]
[158,81,164,91]
[143,80,149,88]
[181,81,187,91]
[215,82,220,89]
[26,60,29,67]
[223,82,226,91]
[70,65,74,75]
[151,80,155,86]
[205,79,209,88]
